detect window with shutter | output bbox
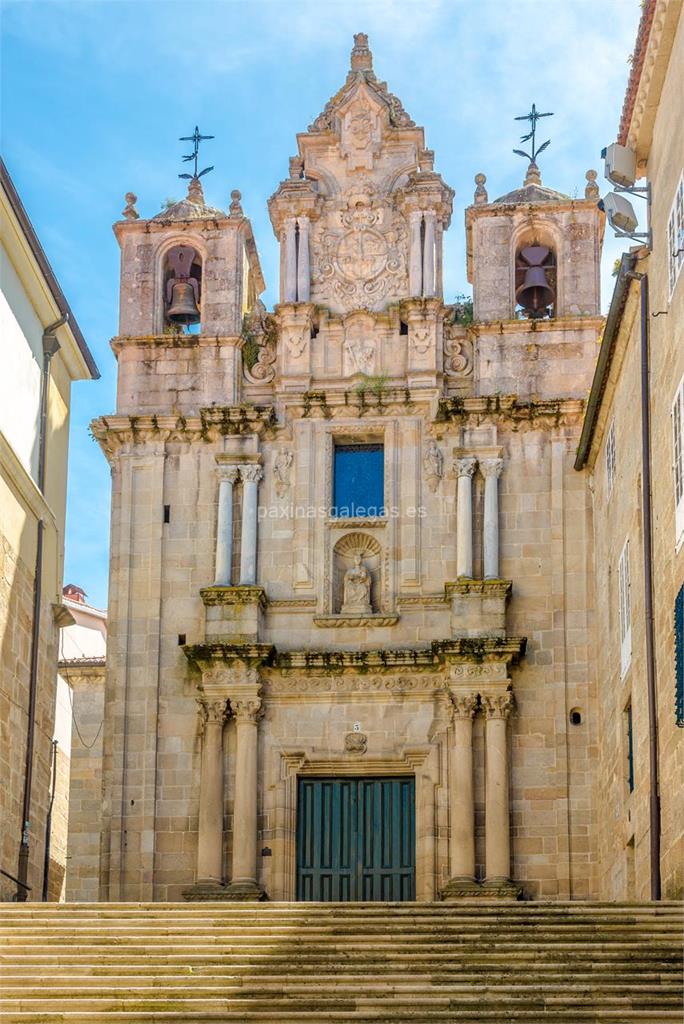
[618,540,632,678]
[668,170,684,298]
[675,586,684,728]
[673,376,684,547]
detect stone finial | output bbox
[187,176,205,204]
[229,189,243,218]
[523,161,541,187]
[288,156,304,181]
[474,173,488,205]
[419,149,435,173]
[585,169,600,200]
[351,32,372,71]
[122,192,139,220]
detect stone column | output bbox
[284,218,297,302]
[422,210,436,297]
[483,692,518,895]
[239,464,263,586]
[442,693,479,897]
[195,697,228,889]
[214,466,239,586]
[296,216,310,302]
[455,457,477,578]
[408,210,423,297]
[482,458,504,580]
[226,694,263,899]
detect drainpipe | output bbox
[41,739,59,901]
[626,270,661,901]
[16,317,65,901]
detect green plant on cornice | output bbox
[354,372,389,397]
[452,294,474,325]
[161,197,179,210]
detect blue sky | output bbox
[2,0,642,610]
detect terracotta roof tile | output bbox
[618,0,657,145]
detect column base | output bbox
[182,881,229,902]
[440,876,483,900]
[223,879,266,901]
[480,876,523,899]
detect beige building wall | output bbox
[0,160,98,900]
[577,0,684,900]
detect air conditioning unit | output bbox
[602,143,637,189]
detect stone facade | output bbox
[576,0,684,900]
[0,160,98,901]
[88,35,612,903]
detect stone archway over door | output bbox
[296,776,415,901]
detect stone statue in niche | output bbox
[273,449,293,498]
[423,440,443,493]
[341,554,372,615]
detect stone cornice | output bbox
[110,335,242,354]
[468,316,603,337]
[184,642,275,671]
[313,614,400,628]
[91,406,277,460]
[436,396,585,429]
[282,386,435,421]
[200,586,267,608]
[445,579,512,600]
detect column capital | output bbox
[408,209,424,225]
[455,456,478,479]
[241,463,263,484]
[450,692,478,719]
[232,696,263,724]
[197,696,229,728]
[216,464,240,484]
[482,691,514,720]
[481,457,504,480]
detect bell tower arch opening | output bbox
[163,243,203,334]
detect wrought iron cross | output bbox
[513,104,554,164]
[178,126,215,180]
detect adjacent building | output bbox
[0,159,99,900]
[575,0,684,899]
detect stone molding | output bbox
[110,334,243,354]
[280,746,430,779]
[200,586,267,609]
[444,579,512,600]
[313,613,400,628]
[91,407,277,460]
[265,673,446,696]
[437,395,585,429]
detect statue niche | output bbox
[332,532,381,616]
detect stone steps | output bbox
[0,901,681,1024]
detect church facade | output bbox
[91,35,608,903]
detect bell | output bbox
[516,246,555,316]
[167,280,200,325]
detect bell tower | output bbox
[465,161,604,398]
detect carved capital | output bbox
[482,692,514,720]
[217,464,240,485]
[232,697,263,724]
[450,692,478,719]
[480,458,504,480]
[455,456,478,479]
[197,697,228,728]
[241,464,263,485]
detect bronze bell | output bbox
[516,245,555,317]
[167,280,200,325]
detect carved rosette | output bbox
[482,692,515,720]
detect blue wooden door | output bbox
[296,777,415,901]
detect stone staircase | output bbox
[0,902,682,1023]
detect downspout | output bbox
[41,739,59,901]
[626,270,661,900]
[16,317,65,901]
